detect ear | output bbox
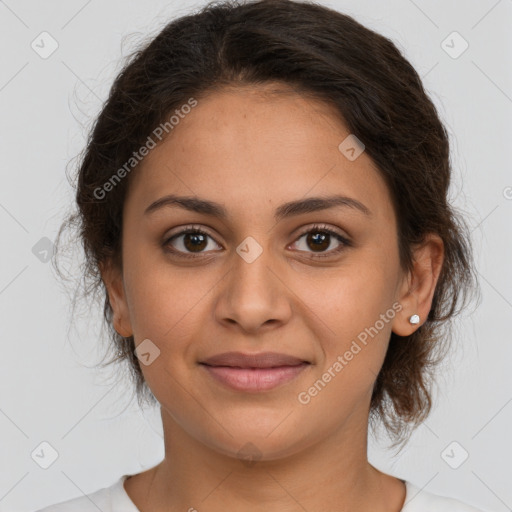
[392,233,444,336]
[99,259,133,338]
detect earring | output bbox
[409,314,420,325]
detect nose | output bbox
[214,239,293,334]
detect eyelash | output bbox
[163,223,352,260]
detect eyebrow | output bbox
[144,193,372,221]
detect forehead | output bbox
[125,85,395,226]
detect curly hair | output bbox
[53,0,479,448]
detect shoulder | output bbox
[402,481,487,512]
[33,474,138,512]
[33,485,112,512]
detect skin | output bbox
[101,83,444,512]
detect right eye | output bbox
[163,226,223,259]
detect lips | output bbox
[200,351,309,369]
[199,352,311,392]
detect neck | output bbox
[133,406,406,512]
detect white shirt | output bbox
[34,475,486,512]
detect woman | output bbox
[40,0,485,510]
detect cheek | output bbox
[298,280,397,414]
[304,252,396,324]
[123,246,217,355]
[296,250,398,374]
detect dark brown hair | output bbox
[54,0,479,448]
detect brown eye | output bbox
[305,232,331,252]
[291,224,352,258]
[182,232,208,252]
[164,227,222,258]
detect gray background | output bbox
[0,1,511,511]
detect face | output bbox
[102,84,437,462]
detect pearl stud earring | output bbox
[409,314,420,325]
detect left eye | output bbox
[290,225,351,258]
